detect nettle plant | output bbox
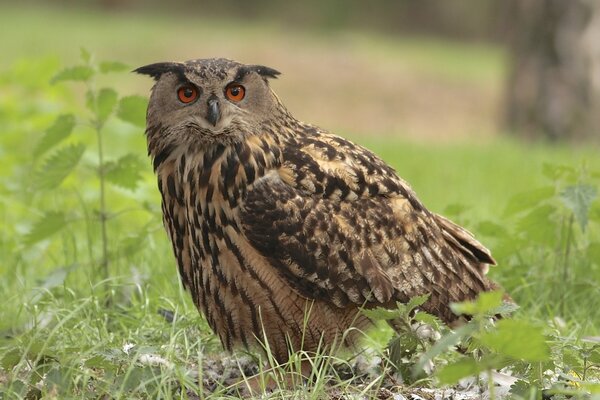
[23,50,155,285]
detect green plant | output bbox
[23,50,151,284]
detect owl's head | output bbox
[136,58,282,149]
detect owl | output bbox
[136,58,501,365]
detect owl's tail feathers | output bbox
[434,213,496,268]
[426,213,515,324]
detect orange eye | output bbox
[177,86,198,103]
[225,84,245,102]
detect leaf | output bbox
[99,61,129,73]
[413,312,442,328]
[30,265,75,303]
[388,333,420,369]
[44,366,70,395]
[509,379,532,397]
[34,114,76,158]
[33,143,85,190]
[412,322,478,377]
[1,347,22,369]
[104,154,146,190]
[80,48,92,63]
[450,290,503,316]
[503,187,555,217]
[117,96,147,128]
[118,231,148,256]
[443,203,469,217]
[476,220,509,238]
[560,184,598,231]
[96,88,118,123]
[24,211,67,245]
[542,163,577,182]
[589,243,600,266]
[590,203,600,223]
[50,65,94,84]
[516,204,556,244]
[406,294,430,312]
[436,357,482,385]
[361,307,403,321]
[480,319,550,362]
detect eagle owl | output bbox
[136,58,500,363]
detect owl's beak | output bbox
[207,96,220,127]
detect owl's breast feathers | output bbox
[154,121,498,355]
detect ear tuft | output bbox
[134,62,185,81]
[248,65,281,79]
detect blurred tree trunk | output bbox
[504,0,600,140]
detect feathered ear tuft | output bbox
[133,62,185,81]
[248,65,281,79]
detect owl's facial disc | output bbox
[137,58,282,144]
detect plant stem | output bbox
[95,120,109,282]
[560,214,574,317]
[487,369,495,400]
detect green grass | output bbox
[1,4,600,398]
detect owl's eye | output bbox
[177,86,198,104]
[225,84,245,102]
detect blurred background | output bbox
[2,0,599,142]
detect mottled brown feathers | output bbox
[140,58,502,363]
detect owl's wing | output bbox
[240,130,496,322]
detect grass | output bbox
[1,4,600,399]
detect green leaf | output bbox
[476,220,509,238]
[99,61,129,73]
[117,95,147,128]
[542,163,577,181]
[33,143,86,190]
[480,319,550,362]
[443,203,469,217]
[34,114,76,158]
[516,203,556,244]
[1,347,22,369]
[450,290,503,316]
[560,184,598,231]
[118,232,148,256]
[413,312,442,327]
[45,366,71,395]
[104,154,146,190]
[96,88,118,123]
[590,202,600,223]
[388,333,420,368]
[406,294,430,312]
[589,243,600,266]
[50,65,94,84]
[509,379,531,397]
[361,307,403,321]
[30,265,75,303]
[412,322,478,377]
[503,187,555,217]
[24,211,67,245]
[80,48,91,63]
[436,357,482,385]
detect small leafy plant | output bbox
[23,49,151,285]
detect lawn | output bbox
[1,4,599,399]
